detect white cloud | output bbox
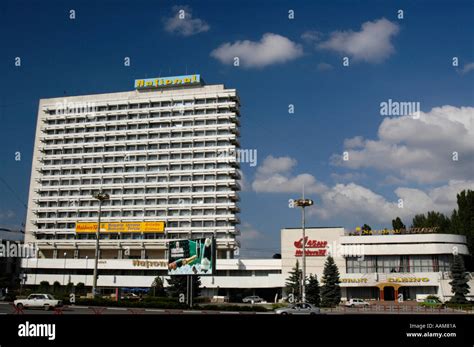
[318,18,399,63]
[311,180,474,224]
[461,62,474,74]
[317,62,333,71]
[239,223,264,241]
[343,136,365,149]
[330,172,366,182]
[332,106,474,184]
[211,33,303,68]
[301,30,323,44]
[163,6,210,36]
[252,155,327,193]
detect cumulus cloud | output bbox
[239,223,264,241]
[252,155,327,193]
[210,33,303,68]
[311,180,474,223]
[318,18,399,63]
[301,30,323,44]
[163,5,210,36]
[461,62,474,74]
[317,62,333,71]
[331,106,474,184]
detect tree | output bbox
[52,281,62,295]
[150,276,166,297]
[75,282,86,296]
[320,256,341,307]
[361,224,371,231]
[38,281,50,293]
[455,190,474,257]
[392,217,406,231]
[166,276,201,302]
[65,282,74,294]
[306,274,320,307]
[411,211,450,233]
[449,255,470,304]
[285,261,302,301]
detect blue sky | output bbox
[1,0,473,257]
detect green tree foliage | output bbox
[75,282,86,296]
[52,281,62,295]
[150,276,166,297]
[453,190,474,256]
[166,276,201,301]
[449,255,470,304]
[38,281,50,293]
[306,274,321,307]
[392,217,406,230]
[285,261,302,301]
[320,256,341,307]
[361,224,371,231]
[411,211,451,233]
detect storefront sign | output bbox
[388,277,430,283]
[294,237,328,256]
[132,260,167,268]
[75,221,165,233]
[341,278,369,283]
[134,74,200,89]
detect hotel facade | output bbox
[21,75,473,302]
[23,75,265,297]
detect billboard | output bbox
[134,74,201,89]
[167,238,216,276]
[75,222,165,233]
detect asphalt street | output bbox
[0,302,470,315]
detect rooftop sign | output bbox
[75,221,165,233]
[134,74,201,89]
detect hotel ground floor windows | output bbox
[344,285,437,301]
[346,255,454,273]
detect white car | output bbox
[14,294,62,311]
[242,296,265,303]
[275,303,321,315]
[345,298,370,307]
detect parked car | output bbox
[121,293,139,300]
[275,303,321,315]
[345,298,370,307]
[14,294,62,311]
[242,296,264,303]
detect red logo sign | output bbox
[294,237,327,257]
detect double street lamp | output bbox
[293,198,314,303]
[92,191,110,297]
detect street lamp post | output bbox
[85,256,89,286]
[92,191,110,297]
[294,198,314,303]
[63,252,67,285]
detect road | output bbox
[0,302,470,315]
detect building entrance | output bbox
[383,286,395,301]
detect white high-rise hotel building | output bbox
[25,74,241,265]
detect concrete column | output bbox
[53,249,58,259]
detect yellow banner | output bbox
[75,222,165,233]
